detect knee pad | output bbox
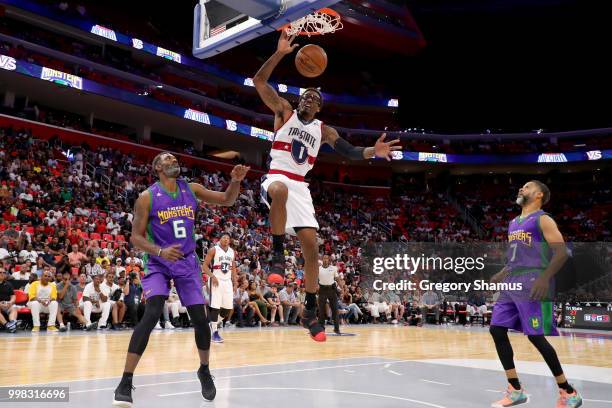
[188,305,208,328]
[490,325,509,341]
[188,305,211,350]
[127,295,166,355]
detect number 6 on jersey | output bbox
[173,219,187,239]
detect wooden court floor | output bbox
[2,325,611,386]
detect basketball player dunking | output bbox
[202,233,238,343]
[488,181,582,408]
[112,152,249,407]
[253,31,401,342]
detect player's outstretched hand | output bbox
[160,244,183,262]
[230,165,250,182]
[277,30,299,55]
[374,133,402,161]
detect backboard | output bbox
[193,0,342,59]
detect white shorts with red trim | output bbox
[261,173,319,236]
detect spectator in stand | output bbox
[75,273,88,293]
[163,280,184,328]
[28,270,59,332]
[23,273,38,293]
[279,283,301,325]
[114,258,126,277]
[246,281,269,325]
[0,268,18,333]
[40,244,56,266]
[421,289,442,325]
[233,278,251,327]
[19,243,38,263]
[102,271,126,330]
[263,284,283,326]
[54,270,63,285]
[95,249,111,265]
[84,257,103,277]
[68,244,88,267]
[80,272,111,330]
[123,272,143,327]
[12,263,31,281]
[365,290,390,323]
[32,257,47,277]
[125,258,142,277]
[56,269,90,331]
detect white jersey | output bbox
[269,110,323,179]
[212,245,234,281]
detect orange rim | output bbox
[279,8,341,36]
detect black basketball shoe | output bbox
[301,308,326,342]
[112,379,135,407]
[198,365,216,401]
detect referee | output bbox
[318,254,340,335]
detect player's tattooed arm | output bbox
[253,31,295,124]
[130,190,182,261]
[189,165,250,206]
[323,126,401,161]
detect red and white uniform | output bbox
[261,111,323,235]
[209,245,234,310]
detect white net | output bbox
[284,10,343,36]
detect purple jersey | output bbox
[147,179,197,258]
[507,209,551,273]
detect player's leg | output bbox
[173,254,215,401]
[296,227,325,341]
[113,268,170,407]
[489,299,528,407]
[208,278,223,340]
[209,307,222,342]
[266,181,289,272]
[519,301,582,407]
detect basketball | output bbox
[267,273,284,285]
[295,44,328,78]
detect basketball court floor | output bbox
[1,325,611,407]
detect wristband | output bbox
[157,247,162,257]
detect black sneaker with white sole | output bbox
[198,366,216,401]
[112,380,134,407]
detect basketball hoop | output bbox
[281,8,342,37]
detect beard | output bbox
[163,164,180,178]
[516,194,528,206]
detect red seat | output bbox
[14,290,29,304]
[100,241,107,249]
[90,233,101,240]
[116,235,125,242]
[80,231,90,240]
[103,234,113,242]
